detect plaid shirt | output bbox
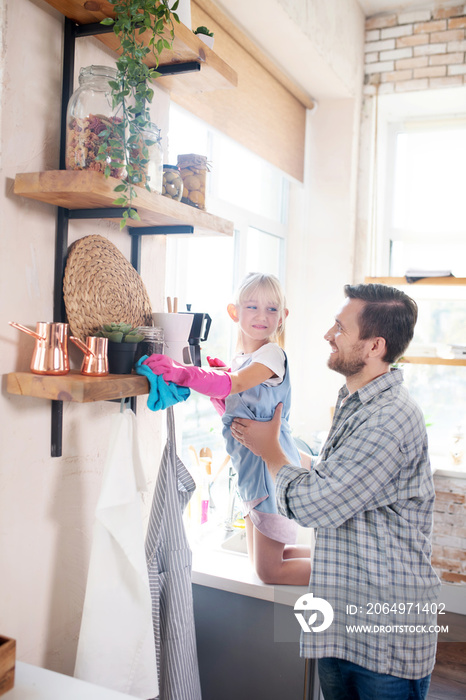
[276,369,440,679]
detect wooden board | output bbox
[42,0,237,93]
[0,636,15,697]
[365,277,466,286]
[399,356,466,367]
[14,171,234,236]
[7,370,149,403]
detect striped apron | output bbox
[145,407,202,700]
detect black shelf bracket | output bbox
[157,62,201,76]
[127,225,194,236]
[52,16,76,458]
[73,21,202,77]
[68,208,126,219]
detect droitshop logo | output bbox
[294,593,334,633]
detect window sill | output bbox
[431,455,466,480]
[191,543,308,606]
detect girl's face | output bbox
[228,289,284,346]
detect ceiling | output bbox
[358,0,448,15]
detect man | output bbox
[231,283,440,700]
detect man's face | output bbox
[324,298,369,377]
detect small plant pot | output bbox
[107,342,138,374]
[196,33,214,49]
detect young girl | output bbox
[143,273,311,585]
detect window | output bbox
[379,113,466,473]
[165,105,290,531]
[385,121,466,277]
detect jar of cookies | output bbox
[177,153,209,210]
[162,165,183,201]
[65,65,125,178]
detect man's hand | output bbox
[230,404,289,480]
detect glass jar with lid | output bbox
[162,165,183,201]
[177,153,209,210]
[135,327,164,362]
[65,65,125,177]
[129,122,163,194]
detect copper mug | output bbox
[9,321,70,375]
[70,336,109,376]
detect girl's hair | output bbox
[234,272,287,346]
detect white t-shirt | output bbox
[230,342,285,387]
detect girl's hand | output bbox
[231,404,290,479]
[207,356,229,369]
[143,354,181,381]
[143,354,231,398]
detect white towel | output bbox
[74,409,158,699]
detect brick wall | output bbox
[364,4,466,94]
[432,475,466,584]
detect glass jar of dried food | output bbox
[177,153,209,210]
[129,122,163,194]
[66,65,125,178]
[162,165,183,201]
[135,327,164,362]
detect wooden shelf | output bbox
[365,277,466,286]
[14,171,234,236]
[7,370,149,403]
[399,356,466,367]
[43,0,237,94]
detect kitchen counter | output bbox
[192,544,309,606]
[191,525,314,607]
[4,662,139,700]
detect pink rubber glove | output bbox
[207,356,229,369]
[207,355,231,417]
[206,357,230,415]
[143,354,232,399]
[210,397,226,416]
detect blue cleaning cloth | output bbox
[135,356,190,411]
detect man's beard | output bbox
[327,343,366,377]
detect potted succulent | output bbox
[96,323,144,374]
[193,25,214,49]
[99,0,180,228]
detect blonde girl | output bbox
[143,273,311,585]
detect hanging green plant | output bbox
[99,0,180,229]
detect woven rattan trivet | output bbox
[63,235,152,341]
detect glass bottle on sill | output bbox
[449,424,465,466]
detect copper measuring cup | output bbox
[70,336,109,376]
[9,321,70,375]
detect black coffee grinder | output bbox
[181,307,212,366]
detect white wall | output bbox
[0,0,168,673]
[286,97,364,435]
[0,0,365,674]
[215,0,365,98]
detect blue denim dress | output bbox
[221,350,300,525]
